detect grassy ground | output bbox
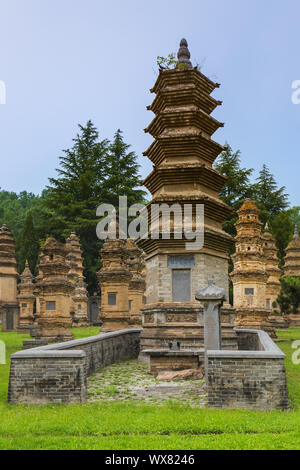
[0,327,299,450]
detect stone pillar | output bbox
[195,280,226,382]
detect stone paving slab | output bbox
[87,360,207,407]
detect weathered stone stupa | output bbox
[283,225,300,326]
[126,239,146,327]
[35,237,74,342]
[262,223,286,328]
[17,261,35,332]
[0,225,19,331]
[231,200,275,336]
[138,39,236,352]
[283,225,300,277]
[66,232,89,326]
[98,222,132,332]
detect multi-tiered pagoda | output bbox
[284,225,300,277]
[138,39,237,353]
[283,225,300,325]
[0,225,19,331]
[231,200,275,336]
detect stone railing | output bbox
[8,328,141,405]
[207,329,289,410]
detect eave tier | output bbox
[151,68,220,97]
[148,86,221,116]
[137,227,232,257]
[145,109,224,139]
[144,194,232,224]
[143,134,224,166]
[143,164,226,195]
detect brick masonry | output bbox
[8,328,141,405]
[207,329,289,410]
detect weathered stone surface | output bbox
[35,237,74,343]
[157,368,204,381]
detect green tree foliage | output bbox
[252,164,289,225]
[102,129,147,208]
[277,276,300,315]
[45,120,110,293]
[45,122,146,294]
[16,213,40,275]
[270,211,294,266]
[214,143,253,237]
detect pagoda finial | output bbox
[177,38,192,67]
[265,222,270,233]
[294,224,299,239]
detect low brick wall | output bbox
[8,328,141,405]
[207,329,289,410]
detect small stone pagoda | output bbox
[262,223,286,328]
[66,232,89,326]
[283,225,300,325]
[231,200,275,336]
[126,239,146,327]
[35,237,74,342]
[0,225,19,331]
[138,39,237,354]
[283,225,300,277]
[17,261,35,332]
[98,222,132,332]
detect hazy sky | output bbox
[1,0,300,205]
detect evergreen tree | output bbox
[277,276,300,315]
[45,120,110,293]
[102,129,147,208]
[214,143,253,237]
[270,211,294,266]
[16,212,40,275]
[252,164,289,225]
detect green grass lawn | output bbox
[0,327,299,450]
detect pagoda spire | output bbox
[177,38,192,67]
[265,222,270,233]
[294,224,299,239]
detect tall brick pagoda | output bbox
[0,225,19,331]
[138,39,236,353]
[231,200,275,336]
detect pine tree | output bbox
[214,143,253,237]
[45,120,110,293]
[252,164,289,225]
[102,129,147,208]
[16,212,40,275]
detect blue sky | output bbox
[0,0,300,205]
